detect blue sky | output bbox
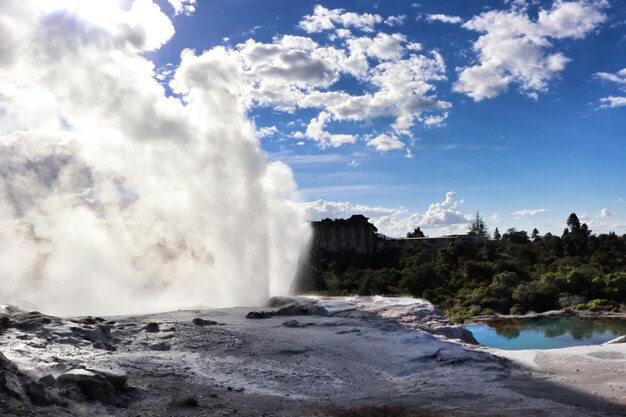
[149,0,626,237]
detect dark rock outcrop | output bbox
[12,311,58,331]
[57,367,130,405]
[247,300,329,320]
[0,351,58,406]
[148,342,171,351]
[246,311,274,319]
[70,324,118,350]
[276,304,329,317]
[192,318,217,326]
[142,322,160,333]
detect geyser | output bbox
[0,0,310,316]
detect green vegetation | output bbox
[297,213,626,322]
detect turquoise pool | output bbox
[466,317,626,350]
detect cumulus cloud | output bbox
[0,0,309,315]
[426,14,463,24]
[513,208,548,218]
[304,112,356,148]
[384,15,407,27]
[302,192,471,237]
[455,0,608,101]
[366,134,405,152]
[180,20,450,148]
[301,200,405,220]
[600,208,615,217]
[168,0,196,16]
[257,125,279,138]
[299,5,383,33]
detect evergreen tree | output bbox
[493,227,501,241]
[531,228,540,241]
[468,211,489,238]
[406,227,425,238]
[567,213,581,233]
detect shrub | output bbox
[586,299,622,312]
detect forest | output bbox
[296,213,626,322]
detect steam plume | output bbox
[0,1,310,316]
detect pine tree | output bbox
[531,228,540,241]
[468,211,489,238]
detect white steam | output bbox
[0,1,310,316]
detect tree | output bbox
[493,227,501,241]
[567,213,581,233]
[406,227,425,238]
[502,228,529,244]
[563,213,591,257]
[468,211,489,238]
[531,228,541,241]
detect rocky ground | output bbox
[1,297,625,417]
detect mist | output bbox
[0,1,310,316]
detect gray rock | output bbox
[2,372,30,403]
[143,322,160,332]
[276,304,329,317]
[429,325,479,345]
[0,316,9,331]
[267,296,298,308]
[148,342,171,351]
[57,369,116,404]
[70,324,118,350]
[192,318,217,326]
[12,311,56,331]
[71,317,97,325]
[84,367,128,391]
[0,353,57,405]
[282,320,315,328]
[0,352,17,372]
[39,374,56,389]
[24,380,54,405]
[246,311,274,319]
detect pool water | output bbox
[466,317,626,350]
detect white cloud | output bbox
[455,0,608,101]
[299,5,383,33]
[257,125,279,138]
[426,14,463,24]
[595,68,626,108]
[366,134,404,152]
[304,111,357,148]
[384,15,407,27]
[301,191,472,237]
[513,208,548,218]
[301,199,405,220]
[0,0,309,315]
[585,219,626,231]
[347,160,360,167]
[600,208,615,217]
[596,68,626,86]
[489,213,503,224]
[167,0,196,16]
[185,24,450,149]
[598,96,626,108]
